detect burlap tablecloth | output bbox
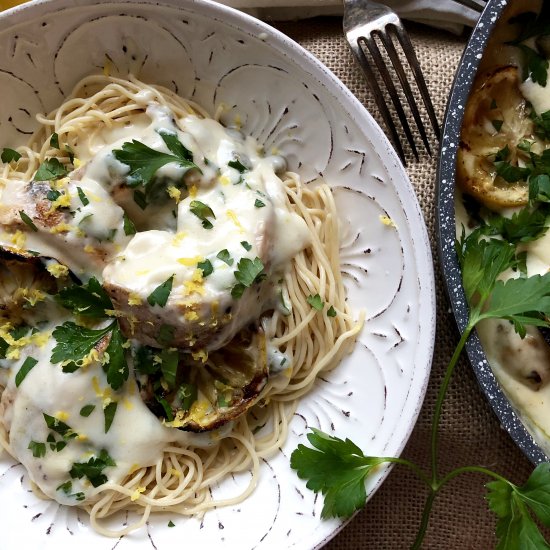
[272,17,535,549]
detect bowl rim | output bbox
[436,0,548,465]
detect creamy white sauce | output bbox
[0,100,311,505]
[0,302,215,504]
[521,65,550,114]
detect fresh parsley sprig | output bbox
[291,226,550,548]
[112,130,200,188]
[51,320,128,390]
[56,277,113,317]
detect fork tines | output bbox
[344,3,441,165]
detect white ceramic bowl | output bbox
[0,1,436,548]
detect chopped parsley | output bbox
[189,200,216,229]
[47,433,67,452]
[232,257,265,299]
[28,440,46,458]
[15,356,38,387]
[50,133,60,149]
[147,275,174,307]
[46,189,62,201]
[228,159,247,173]
[79,404,96,417]
[77,186,89,206]
[254,199,266,208]
[123,212,137,235]
[19,211,38,232]
[217,249,234,266]
[34,158,68,181]
[1,148,21,163]
[103,402,117,433]
[178,383,197,412]
[69,449,116,488]
[307,294,324,311]
[168,520,175,528]
[160,348,179,390]
[327,305,337,317]
[240,241,252,251]
[197,259,213,277]
[43,413,77,440]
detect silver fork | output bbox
[343,0,440,164]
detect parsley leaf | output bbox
[492,120,504,132]
[307,294,324,311]
[487,464,550,550]
[254,199,266,208]
[484,208,549,244]
[327,305,337,317]
[234,257,265,287]
[102,323,128,391]
[47,189,61,201]
[456,234,516,306]
[477,273,550,337]
[15,356,38,387]
[50,133,60,149]
[240,241,252,251]
[161,348,179,390]
[28,440,46,458]
[494,161,530,183]
[228,159,247,173]
[147,275,174,307]
[197,259,213,277]
[290,428,385,519]
[57,277,113,317]
[69,449,116,488]
[34,158,68,181]
[19,211,38,232]
[112,131,199,187]
[178,383,197,412]
[217,249,233,266]
[159,130,194,162]
[518,44,549,86]
[43,413,77,440]
[189,200,215,229]
[77,186,89,206]
[532,109,550,141]
[79,404,95,417]
[123,212,136,235]
[1,148,21,163]
[103,401,117,433]
[51,321,115,369]
[168,520,175,528]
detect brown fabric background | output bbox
[272,18,534,549]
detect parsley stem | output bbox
[437,465,512,489]
[376,457,432,488]
[411,489,436,550]
[430,323,473,483]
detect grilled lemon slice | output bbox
[457,66,535,209]
[139,327,268,432]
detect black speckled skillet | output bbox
[436,0,548,464]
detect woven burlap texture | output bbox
[273,18,534,550]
